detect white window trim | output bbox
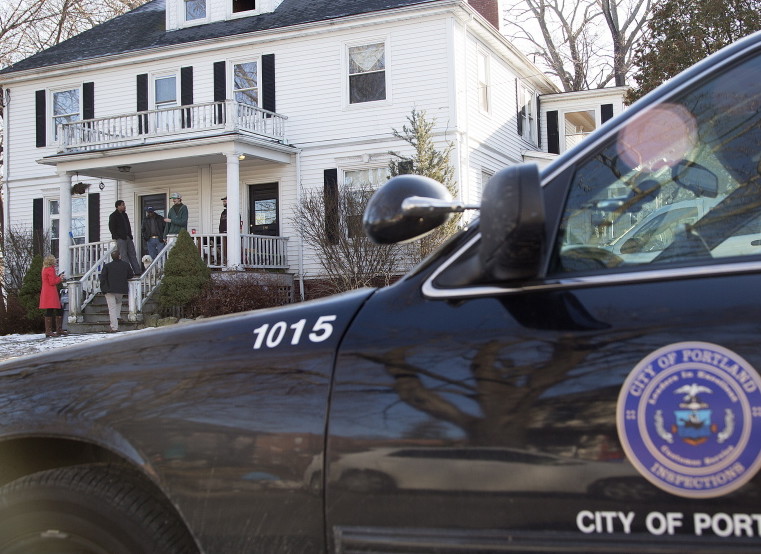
[230,56,262,107]
[151,71,180,110]
[178,0,210,27]
[477,47,491,115]
[559,107,600,153]
[520,85,537,146]
[49,84,82,144]
[342,37,391,110]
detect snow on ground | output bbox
[0,329,146,363]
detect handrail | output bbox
[127,234,178,321]
[67,242,117,322]
[70,240,113,276]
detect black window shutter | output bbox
[262,54,276,113]
[515,79,523,136]
[601,103,614,123]
[536,96,542,148]
[88,193,100,242]
[547,110,559,154]
[33,198,44,255]
[136,73,148,134]
[35,90,46,147]
[83,82,94,120]
[214,61,226,124]
[324,169,339,244]
[181,66,194,128]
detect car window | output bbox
[551,50,761,275]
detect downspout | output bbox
[296,149,304,302]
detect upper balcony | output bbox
[57,100,288,154]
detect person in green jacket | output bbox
[164,192,189,238]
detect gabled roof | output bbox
[0,0,442,75]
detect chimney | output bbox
[468,0,501,30]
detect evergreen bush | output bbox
[17,255,44,326]
[158,230,211,310]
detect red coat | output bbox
[39,266,62,309]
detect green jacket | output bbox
[164,203,188,238]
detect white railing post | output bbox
[67,281,83,323]
[128,278,142,322]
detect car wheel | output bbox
[0,464,198,554]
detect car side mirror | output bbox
[363,175,457,244]
[672,160,718,198]
[479,164,545,282]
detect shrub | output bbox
[0,295,41,335]
[17,255,44,326]
[187,273,293,317]
[159,230,211,310]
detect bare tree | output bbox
[503,0,652,90]
[2,224,48,295]
[292,183,403,296]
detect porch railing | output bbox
[70,240,114,277]
[58,100,287,152]
[67,243,117,322]
[193,234,289,269]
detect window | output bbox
[520,87,536,143]
[232,0,255,12]
[344,167,389,237]
[52,88,79,140]
[477,50,490,113]
[185,0,206,21]
[154,76,177,110]
[563,110,595,150]
[553,50,761,275]
[233,62,258,106]
[49,197,86,258]
[348,43,386,104]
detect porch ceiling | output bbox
[37,133,297,180]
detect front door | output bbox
[138,193,167,257]
[249,183,279,236]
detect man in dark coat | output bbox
[141,206,165,261]
[99,250,134,332]
[219,197,228,233]
[109,200,142,275]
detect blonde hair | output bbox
[42,255,57,268]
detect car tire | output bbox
[0,463,198,554]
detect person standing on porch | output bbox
[219,196,228,233]
[109,200,142,275]
[141,206,165,261]
[164,192,188,238]
[99,250,133,333]
[39,255,68,338]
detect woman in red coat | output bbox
[39,255,67,337]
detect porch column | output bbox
[57,170,73,277]
[225,153,242,269]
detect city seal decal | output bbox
[617,342,761,498]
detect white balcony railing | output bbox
[58,100,287,152]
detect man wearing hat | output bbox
[219,196,228,233]
[164,192,189,239]
[141,206,165,260]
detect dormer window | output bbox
[185,0,206,21]
[233,0,256,12]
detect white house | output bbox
[0,0,624,320]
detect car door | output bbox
[326,38,761,552]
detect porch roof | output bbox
[37,132,297,180]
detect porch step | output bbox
[68,293,158,334]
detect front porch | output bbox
[66,233,290,330]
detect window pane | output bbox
[53,90,79,116]
[155,76,177,105]
[349,44,385,74]
[349,72,386,104]
[233,0,256,13]
[49,200,60,216]
[553,51,761,274]
[185,0,206,20]
[234,62,257,90]
[71,217,86,242]
[255,199,276,225]
[564,110,595,149]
